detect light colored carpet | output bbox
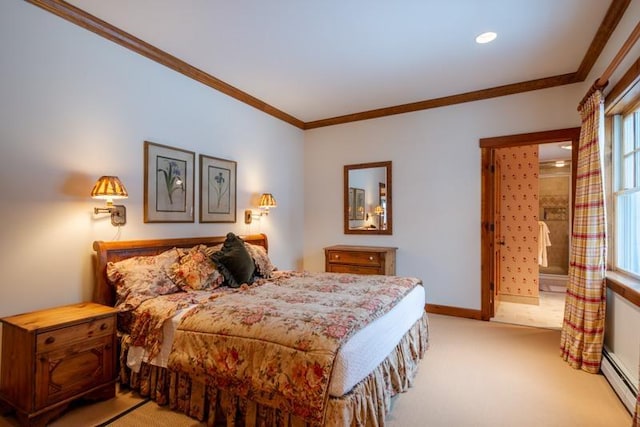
[0,314,631,426]
[387,314,631,427]
[102,401,205,427]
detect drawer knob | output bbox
[100,323,108,331]
[368,256,374,260]
[45,336,55,345]
[334,255,340,259]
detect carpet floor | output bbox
[0,314,632,426]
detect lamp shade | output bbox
[91,176,128,200]
[259,193,277,208]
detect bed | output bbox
[93,233,428,426]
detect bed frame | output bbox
[92,234,268,306]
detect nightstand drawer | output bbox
[36,316,115,353]
[326,250,381,266]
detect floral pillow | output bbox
[170,244,224,291]
[245,242,275,278]
[106,248,183,311]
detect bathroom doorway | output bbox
[479,128,580,323]
[491,150,572,329]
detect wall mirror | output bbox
[344,161,392,235]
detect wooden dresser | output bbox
[0,302,117,427]
[324,245,397,275]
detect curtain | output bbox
[559,89,607,374]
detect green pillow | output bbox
[212,233,256,288]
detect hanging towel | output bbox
[538,221,552,267]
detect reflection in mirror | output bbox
[344,161,392,235]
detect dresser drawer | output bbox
[36,316,115,353]
[328,264,382,275]
[326,250,381,266]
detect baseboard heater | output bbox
[601,349,637,414]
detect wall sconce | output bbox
[91,176,128,226]
[244,193,277,224]
[374,205,384,229]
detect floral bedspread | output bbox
[167,271,422,425]
[123,288,234,361]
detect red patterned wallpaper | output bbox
[497,146,540,300]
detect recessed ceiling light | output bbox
[560,144,572,150]
[476,32,497,44]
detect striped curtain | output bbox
[559,89,607,374]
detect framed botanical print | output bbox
[199,154,237,223]
[144,141,195,223]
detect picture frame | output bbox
[348,187,355,220]
[144,141,195,223]
[199,154,237,223]
[354,188,365,220]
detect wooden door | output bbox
[492,153,502,318]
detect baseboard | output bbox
[601,349,637,414]
[425,304,483,320]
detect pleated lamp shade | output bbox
[91,176,128,204]
[259,193,277,208]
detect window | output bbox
[613,108,640,278]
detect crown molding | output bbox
[25,0,630,130]
[304,73,579,129]
[575,0,631,81]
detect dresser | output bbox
[324,245,397,275]
[0,302,117,427]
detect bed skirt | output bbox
[118,312,429,426]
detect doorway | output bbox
[479,127,580,322]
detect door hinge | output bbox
[490,164,495,173]
[489,223,495,232]
[490,281,495,291]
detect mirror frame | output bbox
[344,161,392,235]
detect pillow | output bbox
[106,248,182,309]
[211,233,256,288]
[245,242,275,278]
[170,245,224,291]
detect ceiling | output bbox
[58,1,617,126]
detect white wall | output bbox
[304,85,586,309]
[0,0,304,319]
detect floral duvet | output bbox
[129,271,422,425]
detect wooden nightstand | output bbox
[0,302,117,427]
[324,245,397,275]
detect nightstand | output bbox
[324,245,397,275]
[0,302,117,427]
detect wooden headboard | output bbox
[92,234,268,306]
